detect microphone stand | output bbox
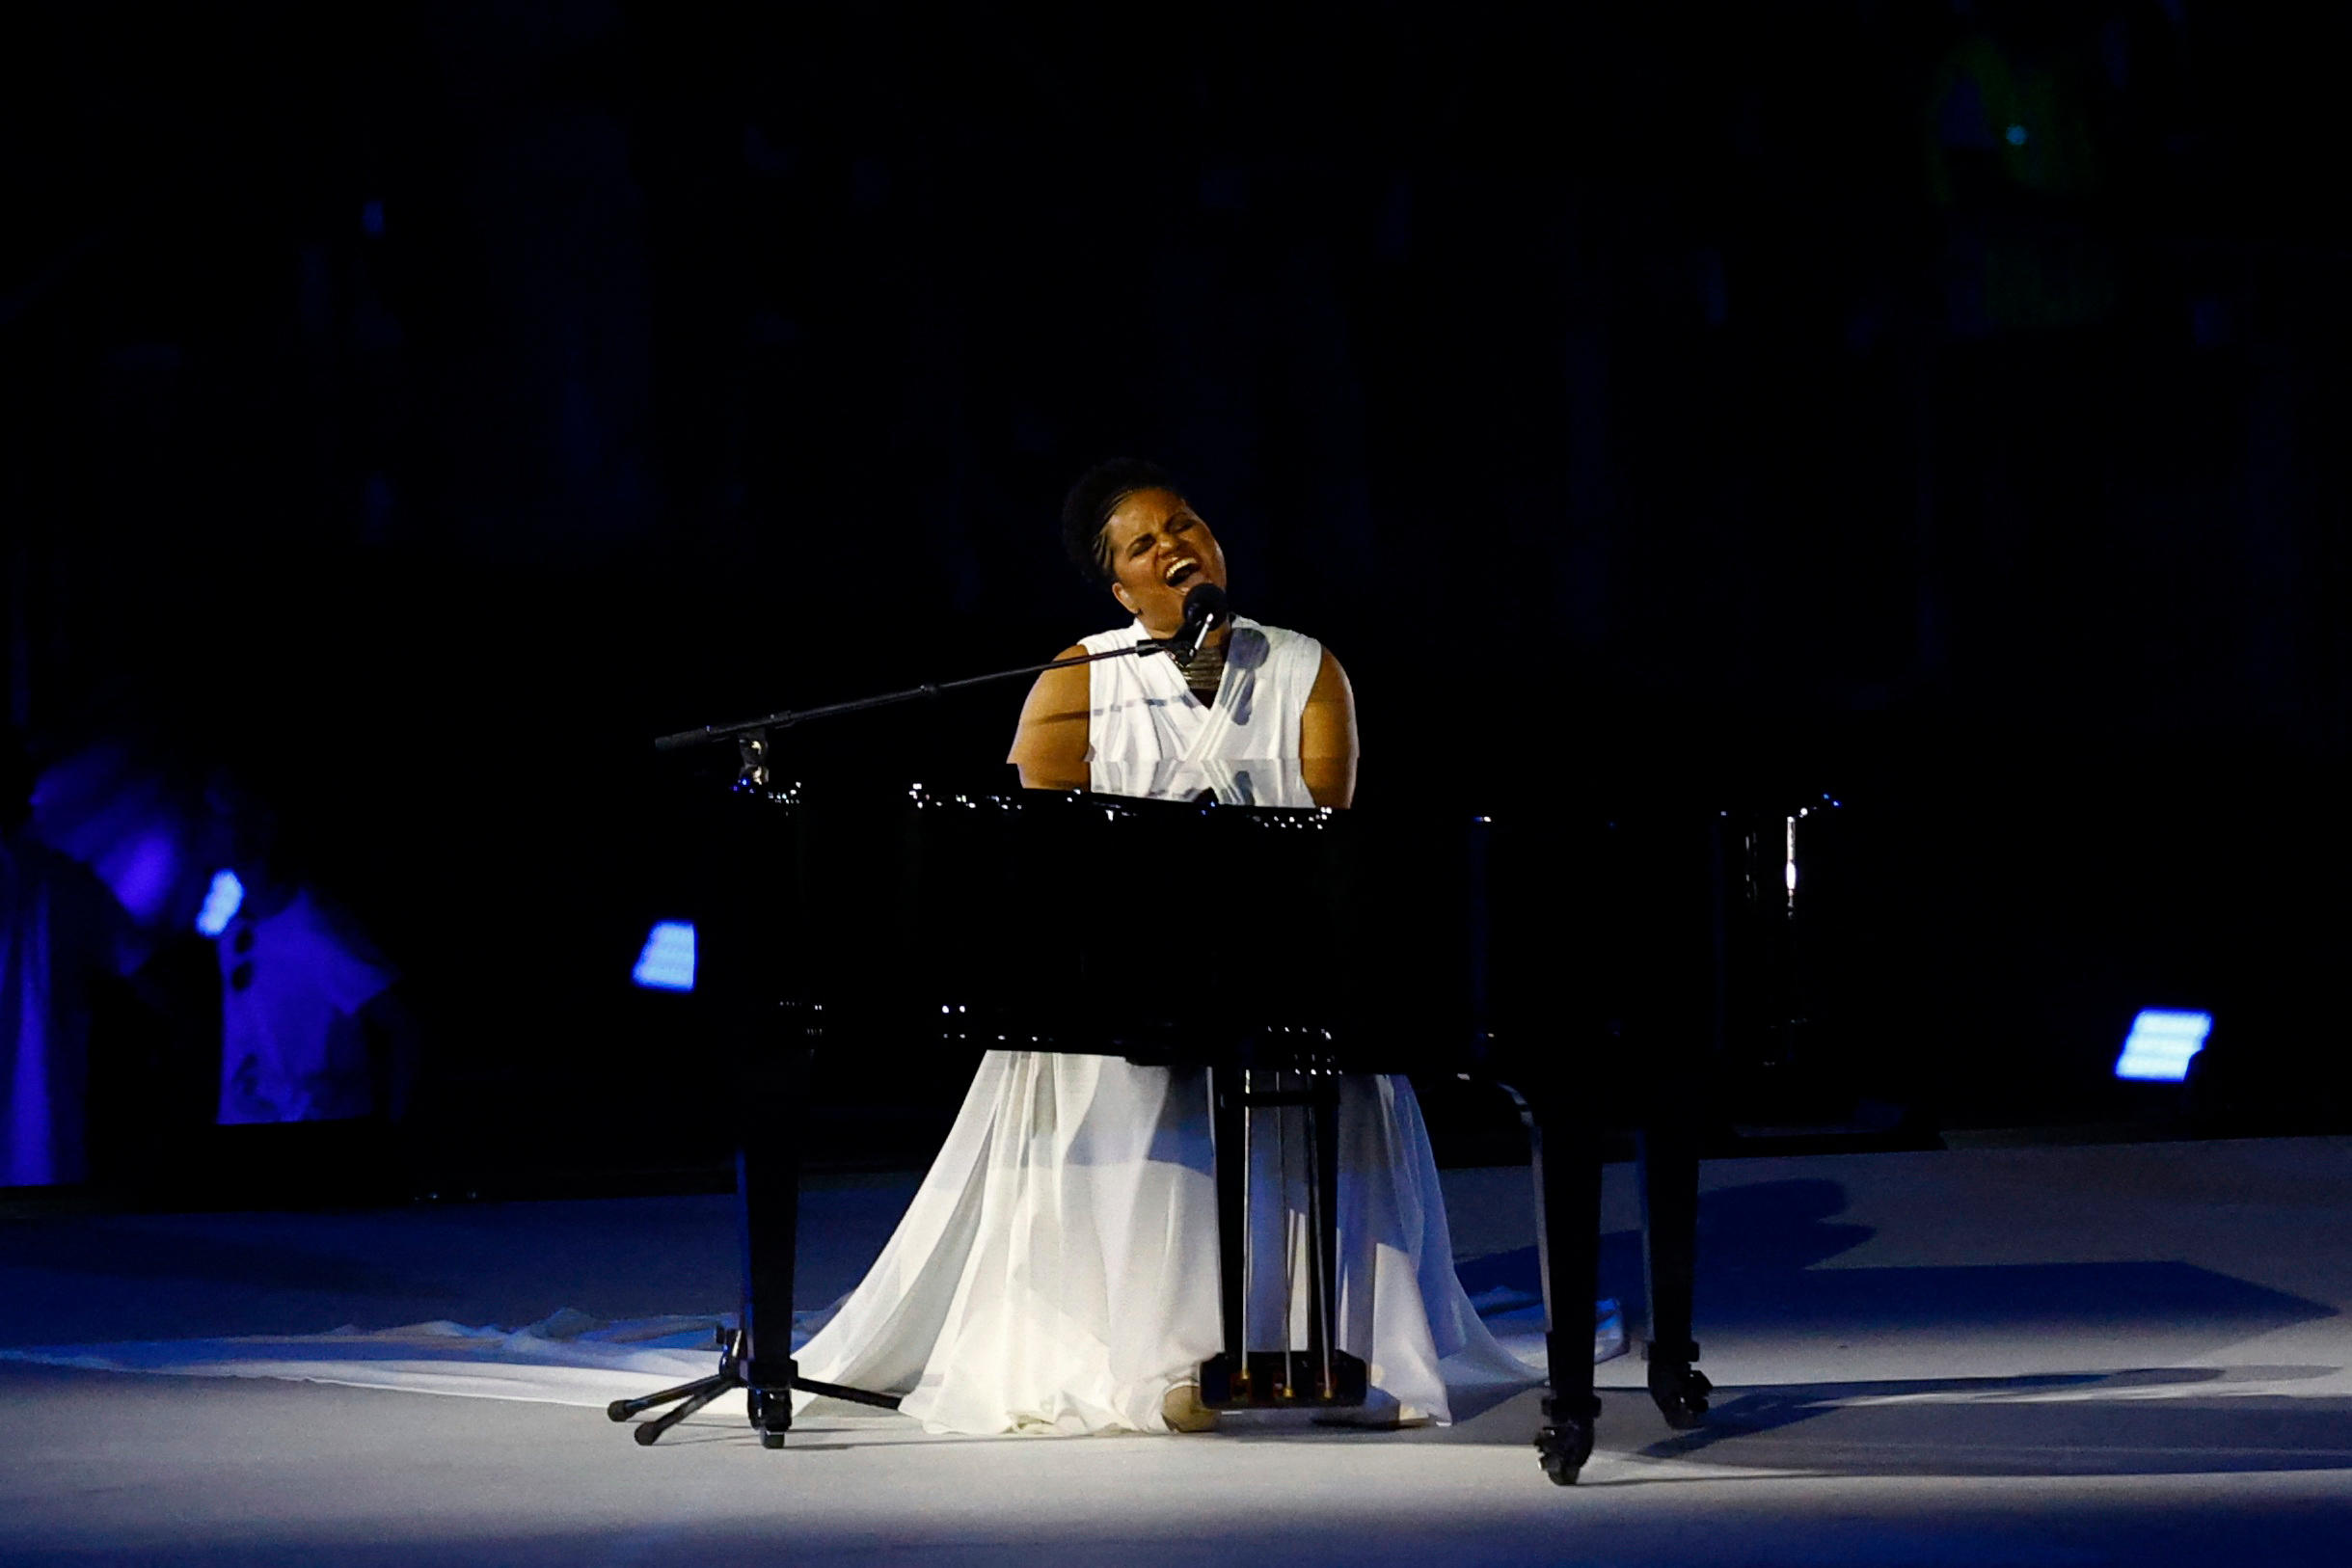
[611,629,1207,1449]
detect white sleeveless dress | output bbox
[791,617,1537,1434]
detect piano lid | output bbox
[678,729,1831,821]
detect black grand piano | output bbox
[613,746,1834,1485]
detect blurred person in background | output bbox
[1,728,148,1187]
[203,774,416,1129]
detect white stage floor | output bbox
[4,1137,2348,1565]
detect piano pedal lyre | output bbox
[1199,1062,1369,1413]
[1200,1349,1369,1410]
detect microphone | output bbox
[1167,581,1229,669]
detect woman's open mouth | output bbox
[1163,557,1201,589]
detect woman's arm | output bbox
[1006,644,1093,790]
[1300,647,1358,808]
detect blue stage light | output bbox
[2005,123,2028,147]
[2113,1009,2210,1082]
[195,870,245,937]
[632,921,696,992]
[362,200,386,236]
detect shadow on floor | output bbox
[1371,1365,2352,1482]
[1454,1176,2336,1350]
[1622,1365,2352,1478]
[1457,1176,1877,1325]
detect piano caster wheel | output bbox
[1535,1392,1599,1485]
[1534,1420,1594,1485]
[1647,1361,1713,1431]
[760,1431,787,1450]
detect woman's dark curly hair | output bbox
[1059,458,1179,587]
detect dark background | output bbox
[5,1,2344,1193]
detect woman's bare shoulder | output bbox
[1015,645,1094,723]
[1036,644,1092,691]
[1009,645,1095,781]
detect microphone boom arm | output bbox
[652,636,1181,754]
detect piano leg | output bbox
[1524,1086,1605,1486]
[1636,1124,1712,1429]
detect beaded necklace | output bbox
[1183,637,1228,705]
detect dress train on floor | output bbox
[792,1050,1540,1435]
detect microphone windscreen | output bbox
[1182,581,1230,627]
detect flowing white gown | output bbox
[791,617,1540,1434]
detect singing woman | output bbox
[789,460,1536,1434]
